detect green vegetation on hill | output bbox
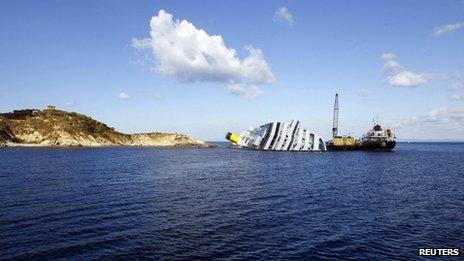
[0,108,208,147]
[0,116,17,145]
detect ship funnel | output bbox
[225,132,240,144]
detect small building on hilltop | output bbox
[45,105,56,111]
[43,105,67,116]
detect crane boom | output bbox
[332,93,339,137]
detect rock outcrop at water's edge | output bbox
[0,108,211,147]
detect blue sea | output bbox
[1,142,463,260]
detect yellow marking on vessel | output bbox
[332,137,357,146]
[227,133,241,144]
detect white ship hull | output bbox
[226,120,326,151]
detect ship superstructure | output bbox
[226,120,326,151]
[359,123,396,150]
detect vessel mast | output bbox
[332,93,339,138]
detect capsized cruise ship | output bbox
[226,120,327,151]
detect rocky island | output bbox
[0,106,210,147]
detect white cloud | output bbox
[428,108,449,121]
[132,10,275,98]
[131,38,151,50]
[380,52,396,60]
[118,92,130,100]
[228,83,262,98]
[432,22,464,37]
[386,71,432,87]
[426,108,464,127]
[449,94,464,101]
[392,108,464,131]
[64,102,75,107]
[357,89,372,97]
[451,82,463,91]
[382,60,402,74]
[380,52,432,87]
[274,7,294,25]
[448,72,463,91]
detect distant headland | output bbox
[0,106,210,148]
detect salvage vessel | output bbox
[326,93,360,150]
[226,120,326,151]
[359,123,396,150]
[327,136,358,150]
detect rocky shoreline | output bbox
[0,108,211,148]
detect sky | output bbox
[1,0,464,141]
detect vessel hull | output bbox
[360,140,396,151]
[326,144,359,151]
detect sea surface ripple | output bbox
[0,143,463,260]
